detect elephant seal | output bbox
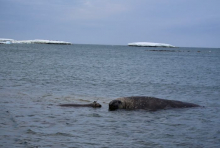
[109,96,200,111]
[59,101,101,108]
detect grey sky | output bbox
[1,0,220,47]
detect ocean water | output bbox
[0,44,220,147]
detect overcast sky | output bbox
[1,0,220,47]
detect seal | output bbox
[109,96,200,111]
[59,101,101,108]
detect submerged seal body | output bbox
[59,101,101,108]
[109,96,200,111]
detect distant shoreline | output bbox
[128,42,175,48]
[0,38,71,45]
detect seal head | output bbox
[109,100,124,111]
[91,101,102,108]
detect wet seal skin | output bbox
[59,101,102,108]
[109,96,200,111]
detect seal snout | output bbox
[109,100,122,111]
[92,101,102,108]
[94,103,102,108]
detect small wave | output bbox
[42,93,53,98]
[49,132,73,137]
[87,113,102,117]
[77,99,90,102]
[26,129,37,134]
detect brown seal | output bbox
[59,101,101,108]
[109,96,200,111]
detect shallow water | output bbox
[0,44,220,147]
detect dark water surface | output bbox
[0,44,220,147]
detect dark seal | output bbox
[59,101,101,108]
[109,96,200,111]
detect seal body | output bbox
[59,101,101,108]
[109,96,200,111]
